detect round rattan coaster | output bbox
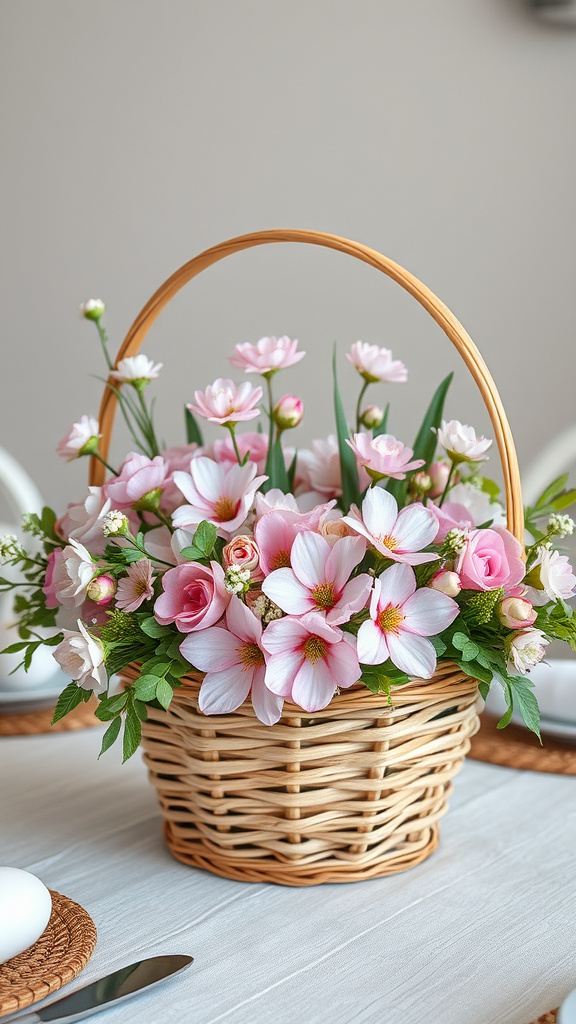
[0,698,98,737]
[468,714,576,775]
[0,890,97,1017]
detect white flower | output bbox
[53,621,107,693]
[0,535,23,562]
[110,355,163,385]
[445,481,506,529]
[548,513,575,538]
[436,420,492,463]
[224,566,251,594]
[103,510,130,537]
[79,299,105,320]
[58,487,112,555]
[526,546,576,606]
[54,539,97,608]
[507,628,549,675]
[346,342,408,384]
[56,416,101,462]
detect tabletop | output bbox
[1,725,574,1024]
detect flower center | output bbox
[377,605,404,634]
[270,550,291,570]
[303,636,328,663]
[240,642,264,668]
[379,533,398,551]
[213,496,240,522]
[312,582,335,609]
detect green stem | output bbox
[151,508,174,531]
[355,380,370,433]
[137,388,159,456]
[438,461,457,507]
[95,321,113,372]
[120,533,174,568]
[227,424,242,464]
[93,451,119,477]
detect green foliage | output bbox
[184,406,204,445]
[180,520,218,563]
[525,473,576,534]
[360,662,410,699]
[98,717,122,758]
[388,373,452,505]
[333,346,361,510]
[536,599,576,651]
[51,683,88,724]
[373,403,390,437]
[461,587,503,627]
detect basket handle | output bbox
[90,229,524,543]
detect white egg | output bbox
[0,867,52,964]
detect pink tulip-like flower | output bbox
[110,355,162,385]
[56,415,101,461]
[116,559,155,613]
[497,596,537,630]
[262,531,371,626]
[436,420,492,463]
[297,435,369,501]
[172,457,266,537]
[273,395,303,431]
[211,432,269,475]
[57,487,113,555]
[189,378,263,425]
[346,432,425,481]
[229,336,305,375]
[105,453,169,510]
[455,527,525,593]
[342,486,439,565]
[53,621,107,693]
[357,562,459,678]
[154,560,230,633]
[261,611,361,713]
[254,502,335,575]
[346,342,408,383]
[507,628,549,675]
[180,597,283,724]
[524,546,576,606]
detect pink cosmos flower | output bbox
[357,562,459,678]
[262,531,371,625]
[180,597,283,724]
[56,415,101,461]
[229,336,305,375]
[346,342,408,384]
[297,435,369,501]
[254,501,335,575]
[154,560,230,632]
[261,611,361,713]
[116,559,155,612]
[189,378,263,425]
[172,457,267,537]
[211,432,269,475]
[455,527,525,593]
[346,432,424,481]
[105,453,169,510]
[342,487,439,565]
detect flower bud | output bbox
[79,299,105,321]
[428,461,451,498]
[497,596,537,630]
[273,395,303,430]
[103,510,130,537]
[86,573,117,605]
[429,569,461,597]
[360,405,384,429]
[409,471,432,500]
[223,536,261,574]
[132,487,163,512]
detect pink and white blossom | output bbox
[357,562,459,678]
[342,486,439,565]
[273,395,303,430]
[229,336,305,375]
[436,420,492,463]
[189,378,262,425]
[50,539,97,608]
[105,453,169,509]
[346,432,424,481]
[525,546,576,606]
[110,355,163,384]
[57,486,112,555]
[429,569,461,597]
[53,621,107,693]
[79,299,105,321]
[261,612,361,713]
[428,462,451,498]
[360,405,384,429]
[455,527,525,593]
[507,628,549,675]
[155,560,230,633]
[262,531,371,625]
[430,482,506,544]
[223,535,262,577]
[254,502,335,575]
[297,435,369,501]
[56,416,101,461]
[180,597,283,724]
[172,457,266,537]
[116,559,155,612]
[346,342,408,384]
[497,596,537,630]
[86,574,116,605]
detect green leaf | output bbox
[271,436,289,492]
[551,489,576,512]
[179,545,205,562]
[122,707,142,762]
[510,676,541,740]
[287,450,298,491]
[413,372,453,468]
[139,616,172,639]
[51,682,85,724]
[133,674,161,701]
[192,521,218,558]
[185,407,204,445]
[1,640,30,654]
[457,659,493,685]
[333,345,360,510]
[94,690,128,721]
[477,680,490,701]
[451,631,471,652]
[460,640,479,661]
[430,635,447,657]
[133,698,148,722]
[155,678,174,709]
[98,717,122,758]
[534,473,569,510]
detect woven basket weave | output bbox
[95,230,524,886]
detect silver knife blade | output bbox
[5,954,194,1024]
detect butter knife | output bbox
[4,954,194,1023]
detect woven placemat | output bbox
[0,890,97,1017]
[468,713,576,775]
[0,698,98,737]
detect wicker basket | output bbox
[92,230,524,886]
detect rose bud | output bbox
[497,596,537,630]
[429,569,461,597]
[428,461,452,498]
[360,405,384,430]
[86,573,117,605]
[409,471,432,500]
[223,535,263,578]
[273,395,303,431]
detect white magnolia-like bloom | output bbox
[436,420,492,463]
[527,546,576,606]
[507,628,549,675]
[79,299,105,320]
[110,355,163,384]
[103,510,130,537]
[55,539,96,607]
[53,620,107,693]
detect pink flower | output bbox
[154,560,230,633]
[86,574,116,605]
[497,596,537,629]
[346,342,408,383]
[189,378,262,425]
[53,621,107,693]
[223,535,262,577]
[105,453,169,510]
[180,597,283,724]
[262,531,371,625]
[297,435,369,501]
[273,395,303,430]
[455,527,525,592]
[116,559,155,613]
[261,612,361,713]
[229,336,305,375]
[437,420,492,463]
[211,432,269,475]
[47,539,97,609]
[346,432,424,481]
[56,416,101,461]
[172,457,266,537]
[254,502,335,575]
[342,487,439,565]
[428,462,451,499]
[357,562,459,678]
[43,549,66,609]
[161,443,205,512]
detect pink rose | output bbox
[455,527,525,592]
[105,452,168,509]
[154,560,230,633]
[223,535,263,579]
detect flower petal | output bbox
[290,531,330,589]
[386,631,436,679]
[325,635,361,689]
[357,620,389,665]
[198,664,252,714]
[327,573,373,625]
[292,657,336,712]
[362,487,398,538]
[260,615,308,655]
[225,595,262,644]
[376,562,416,609]
[262,568,315,615]
[394,503,439,552]
[401,588,459,636]
[180,626,240,672]
[251,666,284,724]
[326,535,367,593]
[264,650,303,696]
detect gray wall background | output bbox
[1,0,575,514]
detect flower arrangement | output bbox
[2,301,576,762]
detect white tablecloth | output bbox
[1,726,575,1024]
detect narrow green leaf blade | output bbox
[333,346,360,510]
[185,407,204,445]
[413,372,453,467]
